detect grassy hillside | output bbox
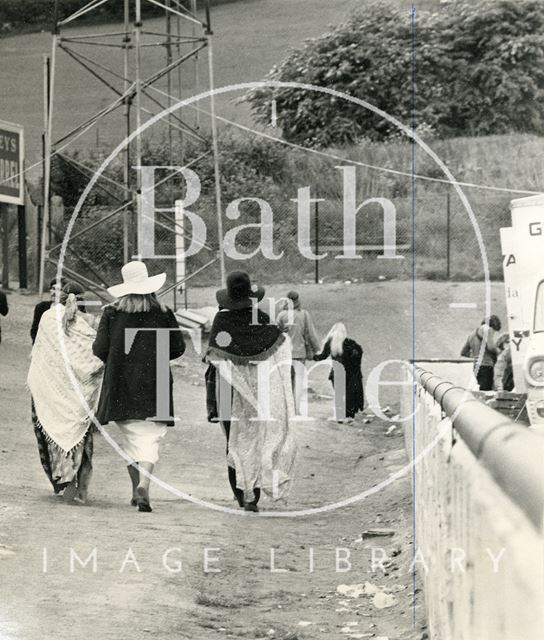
[278,133,543,282]
[0,0,443,171]
[161,132,540,285]
[0,0,359,168]
[0,0,255,33]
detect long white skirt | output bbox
[116,420,167,465]
[217,339,297,503]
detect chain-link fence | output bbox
[34,182,514,298]
[15,134,518,299]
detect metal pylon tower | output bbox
[39,0,224,302]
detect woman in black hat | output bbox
[205,271,297,512]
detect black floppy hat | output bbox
[216,271,265,310]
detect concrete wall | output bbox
[403,367,544,640]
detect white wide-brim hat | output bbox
[107,261,166,298]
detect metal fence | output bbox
[6,168,515,294]
[402,361,544,640]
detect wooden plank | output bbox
[1,203,9,289]
[17,205,27,289]
[319,244,411,252]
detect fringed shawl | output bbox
[212,338,297,503]
[27,305,104,454]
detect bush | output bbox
[245,0,544,146]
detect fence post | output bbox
[17,205,27,289]
[446,188,451,279]
[1,204,9,289]
[314,198,320,284]
[36,205,42,291]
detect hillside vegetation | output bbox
[0,0,358,166]
[247,0,544,146]
[50,131,541,287]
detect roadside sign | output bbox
[500,226,527,392]
[0,119,24,206]
[510,194,544,330]
[509,194,544,393]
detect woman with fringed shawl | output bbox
[205,271,297,512]
[27,283,103,504]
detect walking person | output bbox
[460,315,501,391]
[0,286,8,345]
[92,261,185,513]
[27,282,103,503]
[276,290,320,414]
[494,333,514,392]
[205,271,297,512]
[314,322,364,424]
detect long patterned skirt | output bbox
[31,401,93,494]
[217,339,298,504]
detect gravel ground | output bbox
[0,281,506,639]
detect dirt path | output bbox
[0,289,435,640]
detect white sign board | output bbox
[0,119,24,206]
[500,226,527,392]
[511,194,544,331]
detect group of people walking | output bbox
[27,263,365,513]
[16,266,522,513]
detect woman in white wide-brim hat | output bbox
[92,261,185,512]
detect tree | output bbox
[245,0,544,146]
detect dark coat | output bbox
[208,308,281,360]
[93,305,185,425]
[30,300,52,344]
[315,337,364,418]
[0,290,8,317]
[205,308,282,421]
[0,289,7,344]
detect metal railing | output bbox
[405,362,544,640]
[413,365,544,532]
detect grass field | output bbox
[0,0,444,172]
[276,133,544,281]
[0,0,360,169]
